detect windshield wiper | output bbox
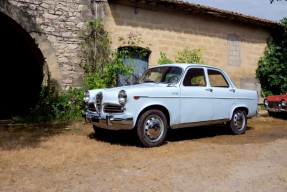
[142,80,159,84]
[143,80,158,83]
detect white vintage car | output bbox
[84,64,258,147]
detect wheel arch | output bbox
[135,105,171,127]
[231,106,249,118]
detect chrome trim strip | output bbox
[171,119,229,129]
[137,96,256,100]
[181,96,235,99]
[236,98,257,100]
[138,96,180,98]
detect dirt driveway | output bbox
[0,113,287,192]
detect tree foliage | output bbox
[158,47,206,65]
[256,17,287,97]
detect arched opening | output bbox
[0,12,44,119]
[117,46,150,86]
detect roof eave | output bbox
[110,0,282,29]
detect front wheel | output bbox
[136,109,168,147]
[228,109,247,135]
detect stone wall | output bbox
[4,0,91,90]
[104,2,271,89]
[2,0,272,94]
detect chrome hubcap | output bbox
[144,115,164,143]
[233,111,245,130]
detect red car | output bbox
[264,94,287,114]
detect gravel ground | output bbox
[0,114,287,192]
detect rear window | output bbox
[208,69,229,88]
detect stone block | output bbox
[58,57,69,63]
[67,44,78,50]
[44,12,58,20]
[62,32,72,37]
[40,3,49,9]
[63,78,73,84]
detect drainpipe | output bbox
[91,0,97,69]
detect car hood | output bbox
[88,83,179,104]
[266,94,287,102]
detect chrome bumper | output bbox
[83,112,134,130]
[266,105,287,113]
[266,107,287,112]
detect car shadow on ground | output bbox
[269,113,287,120]
[88,124,240,147]
[88,129,140,147]
[167,124,233,142]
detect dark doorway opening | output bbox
[0,12,44,119]
[117,47,150,86]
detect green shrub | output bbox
[11,80,85,123]
[158,47,206,65]
[256,17,287,97]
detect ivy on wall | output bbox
[79,16,150,89]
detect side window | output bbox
[183,68,206,87]
[208,69,229,87]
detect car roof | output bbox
[150,63,237,88]
[150,63,220,71]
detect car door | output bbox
[206,69,237,120]
[180,67,213,124]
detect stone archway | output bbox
[0,1,62,89]
[0,2,61,118]
[0,12,42,118]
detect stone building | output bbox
[104,0,281,91]
[0,0,282,114]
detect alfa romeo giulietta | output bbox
[83,64,258,147]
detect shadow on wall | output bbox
[0,12,44,119]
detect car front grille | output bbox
[268,101,279,108]
[104,104,124,113]
[87,103,96,112]
[96,92,103,113]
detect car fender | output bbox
[229,104,249,119]
[131,99,179,128]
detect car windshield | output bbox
[138,66,182,84]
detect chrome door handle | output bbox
[229,89,235,93]
[205,88,213,92]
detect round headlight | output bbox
[84,91,90,103]
[118,90,127,105]
[281,100,286,107]
[264,99,268,107]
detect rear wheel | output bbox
[228,109,247,134]
[136,109,168,147]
